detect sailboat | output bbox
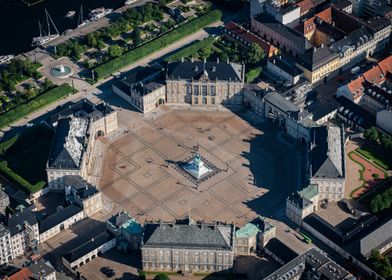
[77,4,90,28]
[32,9,59,47]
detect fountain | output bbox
[50,64,74,79]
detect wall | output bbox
[376,109,392,135]
[64,237,116,271]
[39,210,84,243]
[142,247,234,273]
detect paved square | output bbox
[99,108,305,226]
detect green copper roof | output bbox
[299,184,318,200]
[236,222,261,238]
[122,218,143,234]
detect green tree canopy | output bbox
[108,45,124,58]
[246,43,264,64]
[132,26,142,46]
[364,127,379,142]
[153,273,170,280]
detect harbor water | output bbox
[0,0,124,55]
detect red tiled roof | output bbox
[363,65,384,85]
[297,0,315,14]
[347,76,365,101]
[302,17,317,34]
[377,55,392,76]
[316,7,332,24]
[7,268,32,280]
[224,22,278,57]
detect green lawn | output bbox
[0,125,54,193]
[246,66,263,83]
[356,145,392,171]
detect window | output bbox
[202,85,208,96]
[210,85,216,96]
[194,85,199,95]
[186,85,192,95]
[202,97,207,104]
[211,97,215,104]
[194,97,198,104]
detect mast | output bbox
[45,9,50,36]
[78,4,84,26]
[38,21,42,37]
[46,9,59,35]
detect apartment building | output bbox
[0,188,10,215]
[0,224,12,264]
[7,210,39,259]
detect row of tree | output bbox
[370,186,392,213]
[364,126,392,152]
[369,250,392,278]
[56,3,164,62]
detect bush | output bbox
[154,273,170,280]
[246,66,262,83]
[0,84,74,128]
[165,37,216,62]
[93,10,222,79]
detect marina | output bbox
[0,0,125,55]
[31,9,59,47]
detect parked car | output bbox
[100,267,110,274]
[106,270,116,278]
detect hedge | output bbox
[93,9,223,79]
[0,83,74,129]
[164,36,216,62]
[0,161,45,194]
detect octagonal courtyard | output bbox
[99,107,306,226]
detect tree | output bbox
[108,45,124,58]
[247,43,264,64]
[96,40,106,51]
[364,126,379,142]
[86,33,98,48]
[153,273,170,280]
[132,26,142,46]
[198,47,212,59]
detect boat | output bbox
[32,9,59,47]
[88,7,113,20]
[77,4,91,28]
[66,10,76,18]
[0,55,14,64]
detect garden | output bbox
[361,126,392,170]
[0,124,55,194]
[0,59,53,113]
[165,35,265,83]
[93,9,222,79]
[53,0,212,79]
